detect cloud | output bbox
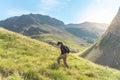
[75,0,120,23]
[39,0,60,14]
[2,0,71,19]
[3,0,70,18]
[5,0,61,17]
[66,0,71,2]
[38,0,70,14]
[6,8,31,17]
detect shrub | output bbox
[0,65,14,77]
[84,71,97,78]
[7,73,23,80]
[39,67,47,75]
[23,70,39,80]
[51,70,69,80]
[49,63,60,70]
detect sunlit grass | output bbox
[0,28,120,80]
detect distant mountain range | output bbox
[65,22,108,43]
[0,13,108,48]
[81,8,120,70]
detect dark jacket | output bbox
[60,45,69,54]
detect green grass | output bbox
[0,28,120,80]
[35,34,86,51]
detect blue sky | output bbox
[0,0,120,24]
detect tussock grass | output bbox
[0,28,120,80]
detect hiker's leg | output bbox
[57,55,63,64]
[57,57,61,64]
[63,54,69,68]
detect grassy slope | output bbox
[27,24,87,51]
[0,28,120,80]
[37,34,86,51]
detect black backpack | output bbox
[64,46,70,53]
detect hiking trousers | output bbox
[57,53,69,68]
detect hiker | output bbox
[57,42,70,68]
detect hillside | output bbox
[66,22,108,43]
[0,28,120,80]
[0,14,108,48]
[81,8,120,70]
[0,14,88,51]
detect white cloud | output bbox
[5,0,61,17]
[66,0,71,2]
[6,9,31,17]
[4,0,70,18]
[39,0,60,14]
[95,0,101,2]
[3,0,62,18]
[76,0,120,24]
[38,0,70,14]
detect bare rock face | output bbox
[81,8,120,69]
[107,8,120,36]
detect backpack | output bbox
[64,46,70,53]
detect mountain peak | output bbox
[81,7,120,70]
[0,14,64,28]
[28,13,65,26]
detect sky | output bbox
[0,0,120,24]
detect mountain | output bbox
[0,13,64,34]
[0,28,120,80]
[65,22,108,43]
[81,8,120,70]
[0,14,108,51]
[0,14,85,51]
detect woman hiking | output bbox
[57,42,70,68]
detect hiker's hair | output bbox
[57,42,63,45]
